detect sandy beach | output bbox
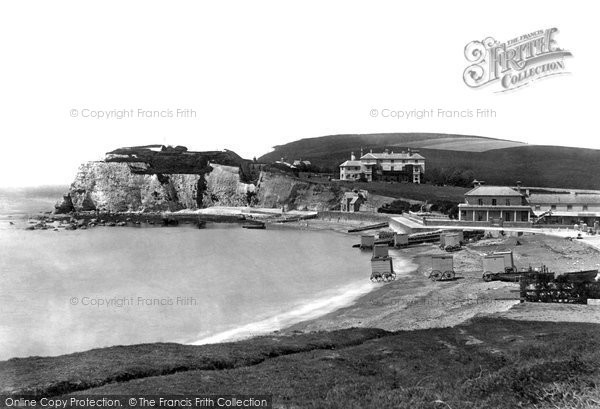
[280,219,600,335]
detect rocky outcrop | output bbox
[56,146,347,214]
[56,161,256,213]
[58,162,198,212]
[202,164,255,207]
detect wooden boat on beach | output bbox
[242,221,266,229]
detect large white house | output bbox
[339,152,366,181]
[339,149,425,183]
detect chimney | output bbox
[516,181,522,193]
[370,148,373,153]
[360,147,364,157]
[350,151,356,161]
[384,148,389,154]
[473,179,482,187]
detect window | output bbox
[567,205,573,211]
[391,159,394,163]
[583,205,588,211]
[535,205,541,210]
[506,199,511,206]
[492,199,497,206]
[390,166,394,171]
[551,205,556,210]
[478,199,483,205]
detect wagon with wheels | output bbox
[360,235,375,250]
[519,267,600,303]
[430,254,455,281]
[370,255,395,282]
[482,251,518,282]
[440,232,462,252]
[372,244,389,258]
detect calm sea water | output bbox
[0,188,413,360]
[0,186,67,220]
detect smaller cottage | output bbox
[341,190,368,212]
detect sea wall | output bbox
[317,211,390,223]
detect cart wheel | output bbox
[443,271,455,280]
[430,270,442,281]
[390,273,396,280]
[483,272,493,282]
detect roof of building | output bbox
[275,161,296,168]
[339,160,364,167]
[464,186,523,196]
[528,193,600,205]
[360,152,425,160]
[293,160,311,166]
[343,190,367,198]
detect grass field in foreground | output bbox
[2,317,599,408]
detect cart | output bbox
[482,251,517,281]
[440,232,462,252]
[430,254,455,281]
[360,235,375,250]
[370,255,395,282]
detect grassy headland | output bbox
[2,319,599,408]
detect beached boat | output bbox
[242,221,266,229]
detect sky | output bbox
[0,1,597,187]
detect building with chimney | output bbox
[455,181,600,227]
[339,149,425,183]
[339,152,366,181]
[458,183,532,224]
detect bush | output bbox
[378,200,411,214]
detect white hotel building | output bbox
[339,149,425,183]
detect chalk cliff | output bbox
[56,145,346,213]
[57,161,256,213]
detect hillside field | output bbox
[259,134,600,190]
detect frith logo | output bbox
[463,28,572,92]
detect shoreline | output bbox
[189,279,375,346]
[3,208,600,362]
[0,213,392,361]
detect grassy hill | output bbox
[2,318,599,408]
[259,133,600,190]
